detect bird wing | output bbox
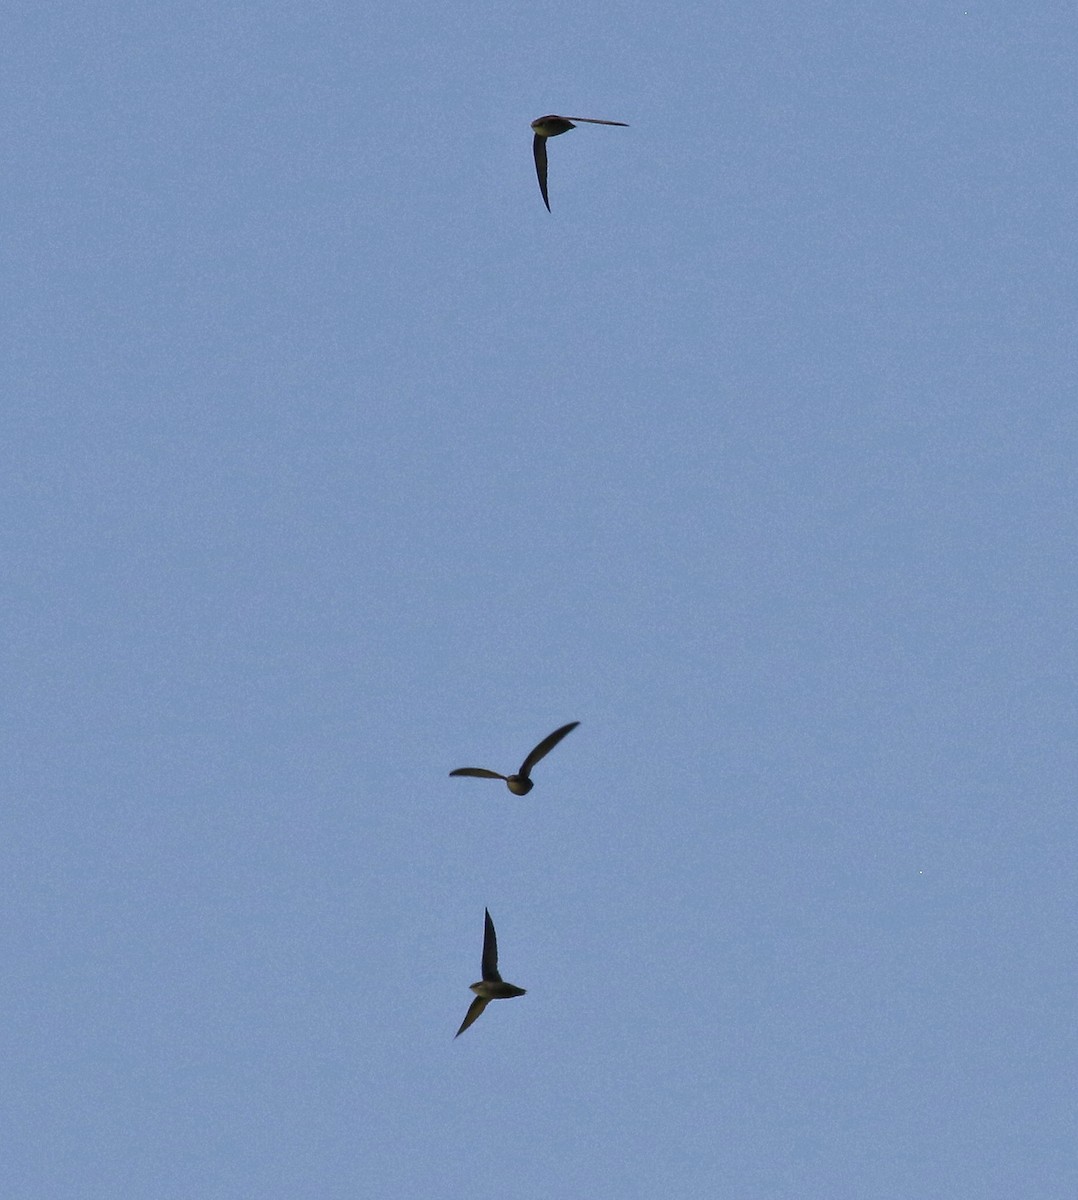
[563,117,629,126]
[533,133,551,211]
[481,908,502,982]
[455,996,489,1038]
[520,721,579,777]
[449,767,508,781]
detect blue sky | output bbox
[3,2,1075,1197]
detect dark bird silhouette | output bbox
[450,721,579,795]
[530,115,628,211]
[455,909,526,1038]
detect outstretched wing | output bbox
[481,908,501,982]
[533,134,551,211]
[455,996,489,1038]
[563,117,629,126]
[449,767,508,781]
[520,721,579,777]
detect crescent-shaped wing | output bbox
[449,767,508,781]
[455,996,489,1038]
[519,721,580,777]
[533,133,551,212]
[481,908,501,982]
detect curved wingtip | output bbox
[520,721,580,776]
[533,133,551,211]
[455,996,488,1038]
[564,117,629,127]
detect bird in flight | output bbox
[450,721,579,795]
[455,909,527,1038]
[530,115,628,211]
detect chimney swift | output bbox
[450,721,579,795]
[530,115,629,211]
[455,908,527,1038]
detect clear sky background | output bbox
[3,2,1075,1197]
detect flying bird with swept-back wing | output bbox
[449,721,579,795]
[455,909,526,1038]
[530,115,628,211]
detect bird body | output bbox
[470,979,527,1002]
[530,115,577,138]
